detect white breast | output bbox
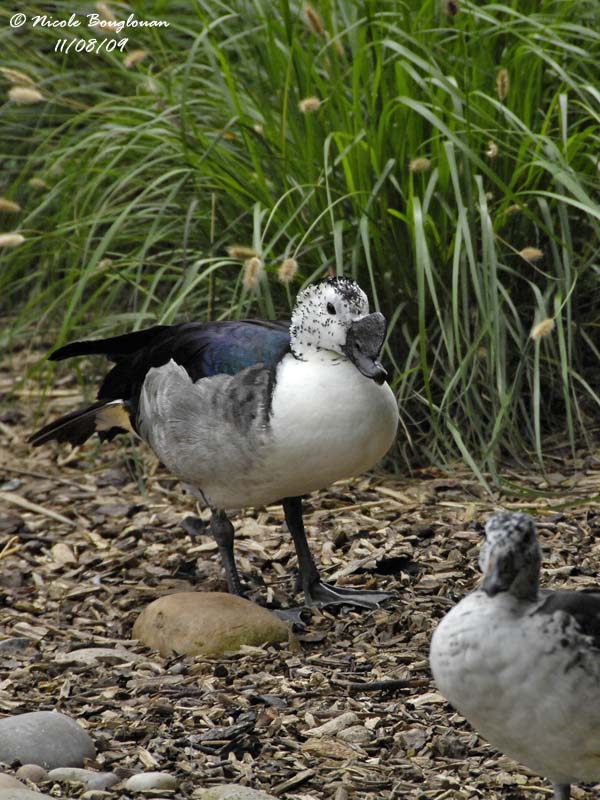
[430,591,600,785]
[258,353,399,503]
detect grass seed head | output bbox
[506,203,522,216]
[299,96,322,114]
[486,141,498,158]
[8,86,44,104]
[278,258,299,284]
[91,2,118,35]
[409,157,431,173]
[304,4,325,35]
[96,1,117,22]
[227,245,258,260]
[0,232,25,248]
[531,318,555,340]
[28,177,48,190]
[496,68,509,101]
[519,246,543,263]
[243,256,264,290]
[333,38,346,59]
[0,68,35,85]
[124,50,149,69]
[0,198,21,213]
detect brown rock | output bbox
[132,592,290,656]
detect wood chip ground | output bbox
[2,348,600,798]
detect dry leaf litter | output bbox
[1,347,600,799]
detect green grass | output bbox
[1,0,600,477]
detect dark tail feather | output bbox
[28,400,134,447]
[50,325,170,363]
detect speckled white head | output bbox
[480,511,541,600]
[290,277,388,383]
[290,277,368,353]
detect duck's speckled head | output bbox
[480,511,541,600]
[290,277,388,383]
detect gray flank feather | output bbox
[138,359,274,488]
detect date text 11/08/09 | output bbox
[55,38,128,54]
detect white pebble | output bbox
[125,772,178,792]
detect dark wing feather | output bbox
[536,589,600,648]
[50,326,172,363]
[30,319,290,448]
[50,319,291,406]
[29,400,110,446]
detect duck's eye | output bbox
[327,302,336,315]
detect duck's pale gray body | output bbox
[431,589,600,785]
[140,350,398,509]
[430,511,600,799]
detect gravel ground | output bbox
[2,350,600,799]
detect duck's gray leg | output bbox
[210,510,245,596]
[553,785,570,800]
[282,496,393,609]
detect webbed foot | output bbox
[305,581,395,609]
[273,606,311,629]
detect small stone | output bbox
[86,773,120,791]
[47,767,91,783]
[0,790,55,799]
[0,711,96,769]
[47,768,118,790]
[0,775,24,789]
[192,785,278,799]
[124,772,178,792]
[15,765,48,784]
[132,592,289,656]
